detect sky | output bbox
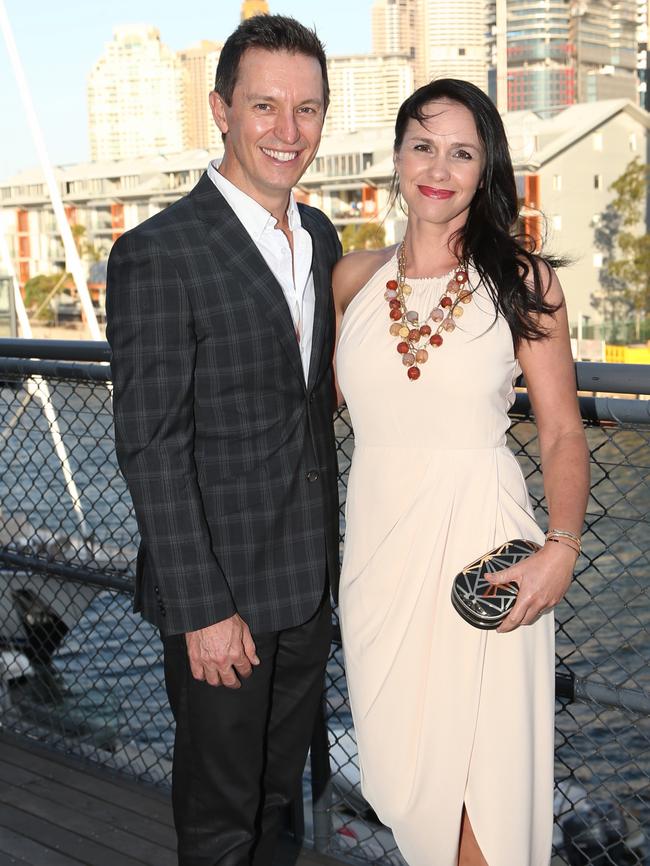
[0,0,374,181]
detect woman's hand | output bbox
[487,541,578,633]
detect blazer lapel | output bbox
[301,208,331,392]
[190,174,305,386]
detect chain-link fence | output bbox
[0,341,648,866]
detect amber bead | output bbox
[409,328,421,341]
[453,306,464,318]
[402,353,415,366]
[459,290,472,304]
[420,324,432,336]
[443,319,456,332]
[430,334,443,347]
[402,284,412,296]
[399,325,410,337]
[390,308,402,321]
[416,349,429,363]
[440,296,453,308]
[386,279,398,290]
[447,279,459,293]
[408,366,421,380]
[389,323,402,336]
[397,341,409,354]
[389,299,401,310]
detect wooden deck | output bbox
[0,732,341,866]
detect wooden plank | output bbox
[0,801,149,866]
[0,759,176,849]
[0,780,176,866]
[0,793,174,866]
[0,736,172,824]
[0,733,344,866]
[0,825,86,865]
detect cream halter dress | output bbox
[336,253,555,866]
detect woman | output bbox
[333,79,590,866]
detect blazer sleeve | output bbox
[106,230,237,635]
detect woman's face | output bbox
[394,99,485,231]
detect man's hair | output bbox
[214,14,329,110]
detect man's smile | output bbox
[261,147,300,162]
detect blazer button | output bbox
[306,470,320,482]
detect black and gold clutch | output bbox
[451,539,540,630]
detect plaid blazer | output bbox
[106,173,341,636]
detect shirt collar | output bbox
[207,159,302,242]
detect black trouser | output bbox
[162,596,332,866]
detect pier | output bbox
[0,339,649,866]
[0,731,340,866]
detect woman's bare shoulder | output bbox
[333,245,397,313]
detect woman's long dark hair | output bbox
[392,78,562,346]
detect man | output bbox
[106,15,341,865]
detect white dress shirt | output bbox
[207,160,315,381]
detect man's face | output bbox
[210,48,325,209]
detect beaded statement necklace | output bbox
[385,242,473,380]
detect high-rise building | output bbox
[372,0,490,91]
[87,25,188,162]
[638,0,649,106]
[372,1,419,64]
[489,0,638,115]
[571,0,637,103]
[502,0,575,114]
[178,40,223,152]
[418,0,490,91]
[325,53,415,136]
[241,0,270,20]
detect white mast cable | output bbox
[0,0,101,340]
[0,170,89,538]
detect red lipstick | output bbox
[418,185,454,199]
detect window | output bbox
[593,252,603,267]
[594,175,602,190]
[458,48,466,56]
[552,174,562,191]
[592,133,603,151]
[629,133,637,152]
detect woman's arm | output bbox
[495,265,590,633]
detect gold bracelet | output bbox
[546,528,581,542]
[546,528,582,553]
[546,537,581,557]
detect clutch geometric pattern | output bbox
[451,539,541,630]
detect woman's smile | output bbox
[417,185,454,199]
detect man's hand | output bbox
[185,614,260,688]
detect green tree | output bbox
[23,272,68,322]
[71,224,104,263]
[341,222,386,253]
[590,204,632,342]
[602,158,650,339]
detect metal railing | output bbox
[0,339,648,866]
